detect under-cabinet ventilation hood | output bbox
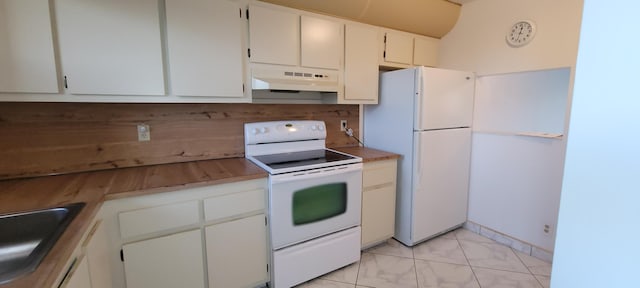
[251,67,340,93]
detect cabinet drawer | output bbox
[119,201,199,239]
[204,189,265,222]
[363,160,397,189]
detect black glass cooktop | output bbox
[252,149,357,170]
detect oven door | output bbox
[269,163,362,250]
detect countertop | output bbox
[333,146,400,162]
[0,147,397,288]
[0,158,266,288]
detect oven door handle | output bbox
[270,163,362,184]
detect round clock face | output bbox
[506,20,536,47]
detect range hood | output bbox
[251,67,340,92]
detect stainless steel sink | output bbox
[0,202,85,284]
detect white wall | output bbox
[439,0,583,253]
[552,1,640,287]
[439,0,582,76]
[469,68,570,251]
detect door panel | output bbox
[122,229,205,288]
[412,129,471,241]
[416,68,474,130]
[206,214,268,288]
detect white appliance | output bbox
[245,120,362,288]
[364,66,474,246]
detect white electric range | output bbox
[245,120,362,288]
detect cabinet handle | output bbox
[120,249,124,262]
[64,76,68,89]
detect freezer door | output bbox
[412,128,471,243]
[415,67,475,130]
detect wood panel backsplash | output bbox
[0,102,359,180]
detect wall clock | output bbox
[506,20,536,47]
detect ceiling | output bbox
[259,0,463,38]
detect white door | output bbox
[248,5,299,66]
[0,0,58,93]
[415,67,475,130]
[122,229,205,288]
[206,214,268,288]
[344,23,379,102]
[300,15,343,70]
[61,256,92,288]
[56,0,165,95]
[165,0,245,97]
[85,221,113,288]
[413,36,439,67]
[412,129,471,242]
[383,32,413,65]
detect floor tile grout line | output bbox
[355,253,362,287]
[456,231,483,288]
[512,248,547,288]
[412,242,420,288]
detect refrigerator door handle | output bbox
[414,137,421,175]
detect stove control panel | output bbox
[245,120,327,145]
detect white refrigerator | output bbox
[364,66,474,246]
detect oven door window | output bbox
[292,183,347,225]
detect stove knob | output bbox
[311,125,317,131]
[318,125,325,131]
[260,127,268,133]
[252,128,259,135]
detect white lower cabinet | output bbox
[123,229,205,288]
[361,159,398,248]
[61,256,91,288]
[57,219,111,288]
[206,214,268,288]
[96,178,269,288]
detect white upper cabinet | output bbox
[383,32,414,65]
[343,23,379,103]
[380,29,440,69]
[56,0,165,95]
[300,15,343,70]
[413,36,439,67]
[0,0,58,93]
[166,0,245,98]
[248,4,343,70]
[248,4,299,66]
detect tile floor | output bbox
[294,228,552,288]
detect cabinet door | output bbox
[413,36,439,67]
[344,24,379,103]
[166,0,245,97]
[383,32,413,65]
[56,0,165,95]
[0,0,58,93]
[85,221,113,288]
[249,5,298,66]
[206,214,268,288]
[361,160,397,248]
[61,256,92,288]
[123,229,205,288]
[362,185,396,247]
[300,15,343,70]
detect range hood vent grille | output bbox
[251,68,340,92]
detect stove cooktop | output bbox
[248,149,361,175]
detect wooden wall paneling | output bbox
[0,103,359,180]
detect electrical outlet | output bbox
[543,224,551,235]
[340,120,347,131]
[137,124,150,141]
